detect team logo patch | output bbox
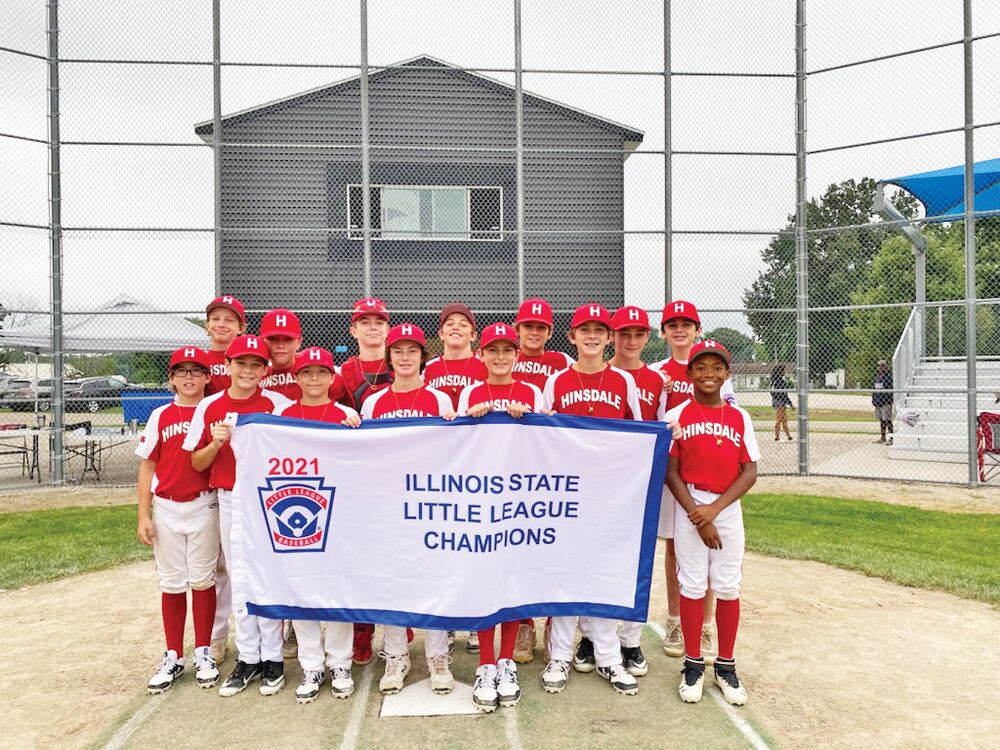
[258,477,336,553]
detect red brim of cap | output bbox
[260,327,302,339]
[514,316,552,326]
[662,314,700,326]
[351,311,390,322]
[206,302,245,322]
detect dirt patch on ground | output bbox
[0,485,135,513]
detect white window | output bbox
[348,184,502,241]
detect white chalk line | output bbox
[338,659,377,750]
[102,693,166,750]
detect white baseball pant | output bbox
[212,543,231,643]
[294,620,354,673]
[382,627,449,659]
[549,616,622,668]
[657,485,676,539]
[673,486,744,601]
[218,489,283,663]
[151,492,219,593]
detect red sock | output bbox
[519,618,534,628]
[477,626,497,665]
[679,595,705,659]
[191,586,216,650]
[498,621,520,661]
[161,592,187,656]
[715,598,740,660]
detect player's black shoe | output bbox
[678,655,705,703]
[259,660,285,696]
[714,657,748,705]
[572,637,596,673]
[621,645,649,677]
[218,660,262,697]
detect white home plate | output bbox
[379,677,482,717]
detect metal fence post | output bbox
[47,0,64,486]
[663,0,672,302]
[795,0,809,475]
[514,0,525,302]
[212,0,222,296]
[963,0,977,486]
[359,0,372,297]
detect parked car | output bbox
[65,376,131,413]
[0,378,51,412]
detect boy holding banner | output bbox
[540,303,643,697]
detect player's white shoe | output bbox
[147,650,184,694]
[678,656,706,703]
[496,658,522,707]
[596,663,639,696]
[662,616,684,658]
[513,621,536,663]
[466,631,480,653]
[541,659,570,693]
[296,669,325,704]
[701,626,717,666]
[714,659,748,705]
[379,652,411,694]
[259,660,285,696]
[193,646,220,688]
[210,637,228,666]
[330,666,355,699]
[282,620,298,658]
[472,663,499,713]
[427,654,455,694]
[621,646,649,677]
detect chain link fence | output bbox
[1,1,999,489]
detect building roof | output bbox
[194,54,645,149]
[881,157,1000,219]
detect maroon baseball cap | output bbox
[260,308,302,339]
[480,322,519,349]
[225,334,270,362]
[688,339,731,366]
[293,346,336,374]
[351,297,390,323]
[611,306,651,331]
[206,294,246,324]
[169,346,211,371]
[439,302,476,330]
[514,298,553,327]
[570,303,613,330]
[661,300,701,326]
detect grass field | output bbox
[742,405,870,422]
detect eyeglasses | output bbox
[172,368,208,378]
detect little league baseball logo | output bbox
[257,476,336,553]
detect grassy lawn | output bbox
[0,505,150,590]
[743,404,871,422]
[744,493,1000,605]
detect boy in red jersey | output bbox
[510,298,575,390]
[456,322,543,713]
[137,347,219,694]
[258,308,304,399]
[183,335,292,698]
[271,347,360,703]
[359,323,456,695]
[203,295,245,395]
[423,303,488,411]
[665,340,759,706]
[539,303,642,697]
[339,297,393,411]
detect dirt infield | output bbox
[1,548,997,749]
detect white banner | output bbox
[229,412,670,629]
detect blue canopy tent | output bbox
[880,157,1000,220]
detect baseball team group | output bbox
[135,292,760,713]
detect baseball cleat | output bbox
[701,627,717,666]
[541,659,570,693]
[427,654,455,694]
[259,660,285,696]
[621,646,649,677]
[210,637,228,666]
[447,630,456,653]
[147,650,184,694]
[218,660,262,697]
[193,646,220,688]
[352,623,374,666]
[496,658,521,707]
[678,656,706,703]
[572,637,596,673]
[472,663,499,713]
[282,621,298,658]
[296,669,325,704]
[379,652,411,694]
[662,616,684,658]
[330,666,355,698]
[466,631,479,654]
[597,663,639,696]
[512,621,536,663]
[714,659,747,705]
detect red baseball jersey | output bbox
[621,365,668,422]
[652,356,737,410]
[423,356,489,410]
[205,349,230,395]
[339,355,393,409]
[542,365,642,420]
[360,385,452,420]
[135,400,211,501]
[274,400,359,424]
[456,381,544,415]
[261,365,348,404]
[182,387,292,490]
[511,350,575,390]
[667,400,760,494]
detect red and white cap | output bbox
[169,346,211,371]
[293,346,336,374]
[611,305,651,331]
[206,294,245,324]
[386,323,427,349]
[352,297,390,323]
[260,308,302,339]
[514,298,553,327]
[225,334,270,362]
[480,322,520,349]
[688,339,731,365]
[570,303,613,329]
[661,300,700,326]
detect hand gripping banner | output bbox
[229,411,670,630]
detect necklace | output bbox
[692,399,726,447]
[296,402,332,423]
[389,384,424,415]
[441,356,473,395]
[484,381,513,411]
[574,364,608,414]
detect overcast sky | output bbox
[2,1,998,335]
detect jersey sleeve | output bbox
[456,385,474,416]
[737,406,761,463]
[561,352,576,368]
[653,370,668,421]
[339,404,360,421]
[182,398,211,452]
[430,387,453,415]
[666,401,688,456]
[618,368,643,422]
[273,402,291,417]
[263,389,294,412]
[542,373,557,411]
[527,383,545,412]
[134,405,164,461]
[722,378,737,405]
[359,390,380,420]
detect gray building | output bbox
[195,56,643,319]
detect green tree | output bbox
[703,327,761,362]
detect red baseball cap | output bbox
[386,323,427,350]
[480,322,520,349]
[169,346,211,371]
[351,297,390,323]
[661,300,701,326]
[570,303,613,330]
[206,294,245,324]
[688,339,732,366]
[439,302,476,330]
[260,308,302,339]
[611,306,651,331]
[225,334,270,362]
[514,298,553,327]
[293,346,336,374]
